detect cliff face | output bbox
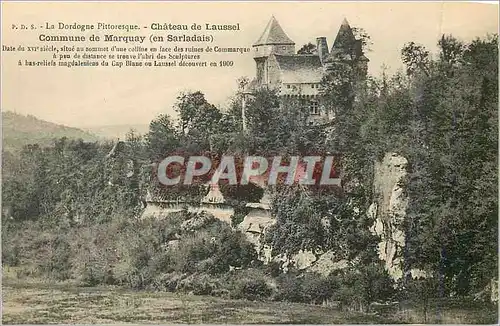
[237,208,275,262]
[238,208,349,275]
[141,152,414,279]
[369,153,408,281]
[221,153,412,278]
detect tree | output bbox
[174,91,222,149]
[401,42,431,77]
[265,186,376,262]
[402,35,498,296]
[297,42,317,55]
[146,114,179,161]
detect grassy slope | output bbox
[2,269,497,325]
[1,268,391,325]
[2,111,101,153]
[2,283,389,324]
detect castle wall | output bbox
[266,55,282,86]
[255,58,266,84]
[280,83,320,96]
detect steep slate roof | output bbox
[329,18,367,60]
[331,18,356,51]
[275,54,324,83]
[253,16,295,46]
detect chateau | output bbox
[243,16,369,126]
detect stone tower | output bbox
[252,16,295,86]
[325,18,369,77]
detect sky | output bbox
[1,1,498,128]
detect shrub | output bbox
[330,262,395,312]
[2,244,20,267]
[275,272,304,302]
[3,210,259,295]
[166,220,257,275]
[230,212,246,228]
[176,273,222,295]
[45,235,72,281]
[167,231,216,273]
[229,269,274,301]
[2,220,21,266]
[211,227,257,274]
[265,261,282,278]
[69,225,118,286]
[236,278,272,301]
[301,272,335,304]
[151,272,186,292]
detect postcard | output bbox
[2,1,498,324]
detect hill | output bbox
[83,123,150,140]
[2,111,101,153]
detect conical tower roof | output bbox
[331,18,356,51]
[253,16,295,46]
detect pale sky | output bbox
[1,2,498,128]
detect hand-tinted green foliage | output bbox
[2,138,141,224]
[244,88,326,156]
[175,91,223,151]
[3,212,257,288]
[265,33,497,300]
[266,186,378,263]
[146,114,179,161]
[274,265,394,310]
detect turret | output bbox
[328,18,367,61]
[253,16,295,57]
[330,18,356,57]
[324,18,369,76]
[253,16,295,85]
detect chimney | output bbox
[316,37,329,65]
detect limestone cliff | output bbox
[237,208,274,262]
[141,153,414,279]
[369,153,408,281]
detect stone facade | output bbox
[243,16,369,127]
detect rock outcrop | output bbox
[308,252,349,276]
[238,204,275,262]
[369,152,408,281]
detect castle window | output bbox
[287,84,291,89]
[310,101,319,115]
[282,46,286,50]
